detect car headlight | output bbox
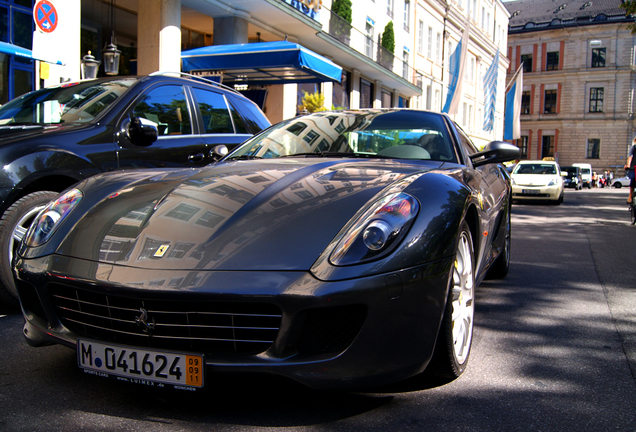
[330,192,419,266]
[547,179,556,186]
[24,189,83,247]
[511,177,517,186]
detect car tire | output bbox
[428,220,475,380]
[485,207,510,280]
[613,182,622,189]
[0,191,59,305]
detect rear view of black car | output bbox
[0,72,270,305]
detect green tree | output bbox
[332,0,352,24]
[620,1,636,33]
[381,21,395,54]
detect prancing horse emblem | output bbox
[135,308,155,335]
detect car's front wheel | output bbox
[0,191,59,305]
[429,220,475,379]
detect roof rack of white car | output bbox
[149,71,241,95]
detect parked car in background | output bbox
[511,160,564,204]
[561,166,583,190]
[612,176,631,188]
[0,72,270,305]
[572,163,593,188]
[14,109,519,390]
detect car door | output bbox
[190,86,254,153]
[116,83,210,169]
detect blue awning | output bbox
[181,41,342,86]
[0,41,64,65]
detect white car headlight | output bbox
[547,179,556,186]
[25,189,83,247]
[330,192,419,266]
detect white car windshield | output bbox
[513,163,557,175]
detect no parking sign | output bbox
[33,0,58,33]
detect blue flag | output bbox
[483,50,499,132]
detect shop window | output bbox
[360,79,373,108]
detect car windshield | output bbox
[513,163,557,175]
[227,110,457,162]
[0,78,137,125]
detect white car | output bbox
[511,160,564,204]
[612,176,631,188]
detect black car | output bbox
[14,109,519,390]
[0,72,270,305]
[561,166,583,190]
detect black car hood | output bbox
[57,158,443,271]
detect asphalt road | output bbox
[1,187,635,431]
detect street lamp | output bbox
[102,32,121,75]
[80,51,100,80]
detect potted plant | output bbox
[379,21,395,69]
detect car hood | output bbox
[56,158,443,271]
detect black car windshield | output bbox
[227,110,457,162]
[0,78,137,125]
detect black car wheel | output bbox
[429,220,475,379]
[0,191,59,304]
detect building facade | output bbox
[2,0,508,144]
[504,0,636,175]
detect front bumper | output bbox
[15,254,452,389]
[511,184,562,200]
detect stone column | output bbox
[137,0,181,75]
[213,16,249,45]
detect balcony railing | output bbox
[326,10,418,89]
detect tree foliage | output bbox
[300,91,327,113]
[332,0,352,24]
[620,1,636,33]
[381,21,395,54]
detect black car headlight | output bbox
[330,192,419,266]
[24,189,83,247]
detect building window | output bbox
[518,136,529,157]
[365,22,374,58]
[521,54,532,73]
[387,0,393,18]
[541,135,555,158]
[592,48,606,68]
[587,138,600,159]
[521,91,531,114]
[544,89,557,114]
[360,79,373,108]
[589,87,604,113]
[436,32,441,62]
[403,0,410,32]
[546,51,559,71]
[427,27,433,59]
[417,20,424,54]
[403,50,409,79]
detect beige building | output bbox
[504,0,636,176]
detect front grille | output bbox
[49,283,282,355]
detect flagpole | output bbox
[505,63,524,93]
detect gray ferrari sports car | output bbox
[14,109,519,390]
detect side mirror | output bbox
[124,117,158,147]
[470,141,521,167]
[210,145,228,162]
